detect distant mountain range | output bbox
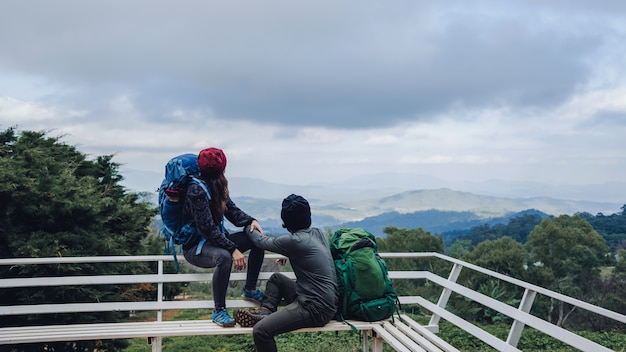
[133,170,624,238]
[122,168,626,204]
[228,187,623,237]
[334,208,550,239]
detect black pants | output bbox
[183,230,264,310]
[253,273,334,352]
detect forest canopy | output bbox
[0,128,159,352]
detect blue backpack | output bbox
[158,153,211,270]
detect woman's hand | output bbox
[232,249,246,271]
[250,220,264,235]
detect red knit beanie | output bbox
[198,147,227,177]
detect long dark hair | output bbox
[202,173,229,223]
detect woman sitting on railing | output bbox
[182,147,266,327]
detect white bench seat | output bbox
[0,319,375,344]
[0,315,455,352]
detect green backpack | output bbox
[330,228,400,322]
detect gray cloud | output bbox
[0,1,616,129]
[2,0,626,197]
[587,111,626,127]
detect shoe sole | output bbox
[213,319,236,328]
[242,294,262,305]
[212,314,236,328]
[233,309,266,327]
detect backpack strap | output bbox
[350,238,375,252]
[170,236,181,272]
[335,307,358,332]
[188,177,228,257]
[337,257,360,332]
[190,177,212,256]
[190,176,210,198]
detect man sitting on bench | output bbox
[234,194,339,352]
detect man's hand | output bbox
[276,258,287,266]
[232,249,246,271]
[250,220,264,235]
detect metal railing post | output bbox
[152,258,164,352]
[506,288,537,347]
[157,258,164,322]
[427,262,463,331]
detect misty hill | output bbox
[227,188,622,236]
[132,170,624,237]
[331,209,549,238]
[128,168,626,204]
[332,188,620,218]
[146,185,620,225]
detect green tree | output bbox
[588,249,626,332]
[466,224,495,245]
[526,215,609,327]
[447,238,474,258]
[378,226,447,297]
[0,128,158,352]
[450,212,543,247]
[579,205,626,253]
[505,213,544,243]
[465,236,529,280]
[457,237,528,323]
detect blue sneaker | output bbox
[242,288,264,304]
[212,309,235,327]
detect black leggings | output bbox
[183,230,265,310]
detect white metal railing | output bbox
[1,253,625,351]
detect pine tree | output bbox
[0,128,159,352]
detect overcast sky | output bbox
[1,1,625,198]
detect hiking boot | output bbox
[211,309,236,327]
[242,288,264,304]
[234,308,271,327]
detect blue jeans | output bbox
[183,230,264,310]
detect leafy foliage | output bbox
[464,236,529,280]
[526,215,609,327]
[449,213,545,247]
[377,226,449,303]
[0,128,158,352]
[578,205,626,252]
[527,215,608,282]
[450,237,528,324]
